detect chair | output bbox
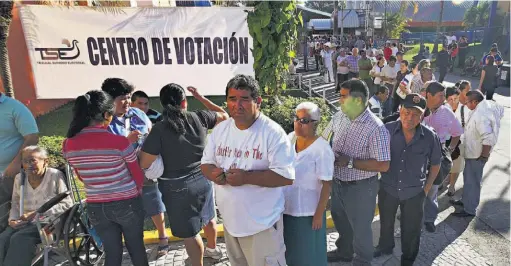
[19,164,104,266]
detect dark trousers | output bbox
[337,73,349,91]
[315,55,321,70]
[481,84,496,100]
[88,197,149,266]
[0,224,40,266]
[438,67,447,83]
[331,176,378,265]
[378,188,425,266]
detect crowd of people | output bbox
[0,62,505,266]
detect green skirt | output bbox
[283,214,327,266]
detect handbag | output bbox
[434,144,453,185]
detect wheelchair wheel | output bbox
[63,204,104,265]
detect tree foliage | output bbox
[247,1,302,96]
[383,1,417,39]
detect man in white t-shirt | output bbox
[201,74,295,266]
[391,43,399,56]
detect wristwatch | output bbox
[347,157,354,169]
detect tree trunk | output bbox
[432,0,444,54]
[333,0,338,37]
[0,2,14,98]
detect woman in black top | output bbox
[139,84,228,266]
[478,55,499,100]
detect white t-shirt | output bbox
[391,46,399,56]
[381,64,399,86]
[368,96,383,119]
[284,133,334,217]
[447,35,457,45]
[337,56,349,74]
[201,114,295,237]
[371,63,386,84]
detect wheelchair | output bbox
[18,164,104,266]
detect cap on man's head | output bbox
[426,81,446,95]
[402,93,426,113]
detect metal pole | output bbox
[323,85,326,99]
[308,79,312,96]
[298,74,302,90]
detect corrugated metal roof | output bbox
[337,10,360,28]
[308,19,332,30]
[371,0,474,22]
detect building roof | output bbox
[308,9,360,30]
[337,10,360,28]
[372,0,474,22]
[297,5,331,18]
[308,19,332,30]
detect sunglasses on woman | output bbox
[294,116,317,125]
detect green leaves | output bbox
[247,0,301,97]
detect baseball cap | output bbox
[402,93,426,113]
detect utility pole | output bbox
[383,0,387,39]
[333,0,338,37]
[340,0,344,37]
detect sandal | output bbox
[156,237,170,258]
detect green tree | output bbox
[432,0,444,54]
[463,1,490,29]
[247,1,302,96]
[383,1,417,39]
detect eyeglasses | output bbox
[294,116,317,125]
[22,157,46,164]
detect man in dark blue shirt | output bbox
[374,93,442,266]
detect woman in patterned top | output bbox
[0,146,72,266]
[63,90,148,266]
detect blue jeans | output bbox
[331,176,378,266]
[87,197,148,266]
[0,224,40,266]
[423,184,439,223]
[462,159,486,215]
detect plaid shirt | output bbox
[322,109,391,181]
[423,104,463,143]
[346,55,360,73]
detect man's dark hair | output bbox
[446,86,460,98]
[490,47,498,53]
[392,43,397,47]
[409,62,418,70]
[466,90,484,103]
[396,51,404,56]
[131,90,149,102]
[389,55,397,62]
[457,80,471,92]
[225,74,260,100]
[360,49,366,54]
[426,81,445,96]
[486,55,495,66]
[101,78,135,99]
[340,79,369,103]
[375,84,389,95]
[401,60,409,67]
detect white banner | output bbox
[19,5,254,99]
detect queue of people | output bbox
[0,60,505,266]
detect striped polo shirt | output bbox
[63,126,144,203]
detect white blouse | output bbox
[284,133,334,217]
[9,168,73,221]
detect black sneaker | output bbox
[450,199,464,206]
[373,247,393,258]
[425,222,436,233]
[327,250,353,262]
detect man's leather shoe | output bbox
[327,250,353,262]
[373,247,393,258]
[450,199,464,206]
[452,210,475,217]
[424,222,436,232]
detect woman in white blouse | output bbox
[283,102,334,266]
[370,55,386,86]
[0,146,72,265]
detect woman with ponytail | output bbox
[139,84,228,266]
[62,90,149,266]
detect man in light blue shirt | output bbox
[0,93,39,178]
[0,92,39,233]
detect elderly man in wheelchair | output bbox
[0,146,73,265]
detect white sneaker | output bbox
[204,247,222,260]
